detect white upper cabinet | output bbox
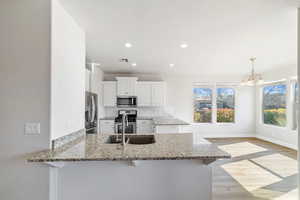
[102,79,165,107]
[136,82,152,106]
[136,82,165,107]
[102,81,116,107]
[116,77,138,96]
[151,82,165,107]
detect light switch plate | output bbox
[25,123,41,135]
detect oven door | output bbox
[117,97,137,108]
[115,123,136,134]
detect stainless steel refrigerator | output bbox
[85,92,98,134]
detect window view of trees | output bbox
[217,88,235,123]
[263,84,287,127]
[193,88,212,123]
[193,81,297,129]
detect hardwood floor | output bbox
[206,138,298,200]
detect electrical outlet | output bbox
[25,123,41,135]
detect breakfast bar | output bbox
[28,133,230,200]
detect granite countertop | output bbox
[152,117,190,126]
[101,116,190,126]
[137,117,154,120]
[27,133,230,162]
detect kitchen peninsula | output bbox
[28,133,230,200]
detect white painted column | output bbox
[297,8,300,200]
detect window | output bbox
[193,88,212,123]
[217,88,235,123]
[262,84,287,127]
[293,83,299,130]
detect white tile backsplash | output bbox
[104,107,171,118]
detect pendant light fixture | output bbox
[241,57,263,86]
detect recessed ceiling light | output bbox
[131,63,137,67]
[180,43,188,48]
[169,64,175,68]
[125,43,132,48]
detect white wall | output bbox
[51,0,86,140]
[255,66,298,150]
[0,0,51,199]
[86,67,105,118]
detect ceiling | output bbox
[60,0,298,77]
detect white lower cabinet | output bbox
[137,120,154,133]
[99,120,115,134]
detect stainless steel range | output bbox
[114,110,137,134]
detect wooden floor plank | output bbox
[206,138,298,200]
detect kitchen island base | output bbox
[54,160,212,200]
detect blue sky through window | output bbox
[217,88,234,96]
[193,88,212,100]
[263,84,286,95]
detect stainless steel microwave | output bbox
[116,96,137,108]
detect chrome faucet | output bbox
[121,113,128,146]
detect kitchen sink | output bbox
[106,135,155,145]
[128,135,155,145]
[106,135,128,144]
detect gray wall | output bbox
[0,0,51,199]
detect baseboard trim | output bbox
[204,134,297,150]
[255,135,297,150]
[203,134,255,138]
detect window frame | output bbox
[192,85,214,124]
[216,86,236,124]
[192,83,237,125]
[291,80,298,131]
[261,81,288,128]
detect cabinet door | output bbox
[127,80,137,96]
[103,82,117,107]
[100,120,115,134]
[136,83,152,106]
[117,79,129,96]
[137,120,153,133]
[116,77,137,96]
[151,83,165,107]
